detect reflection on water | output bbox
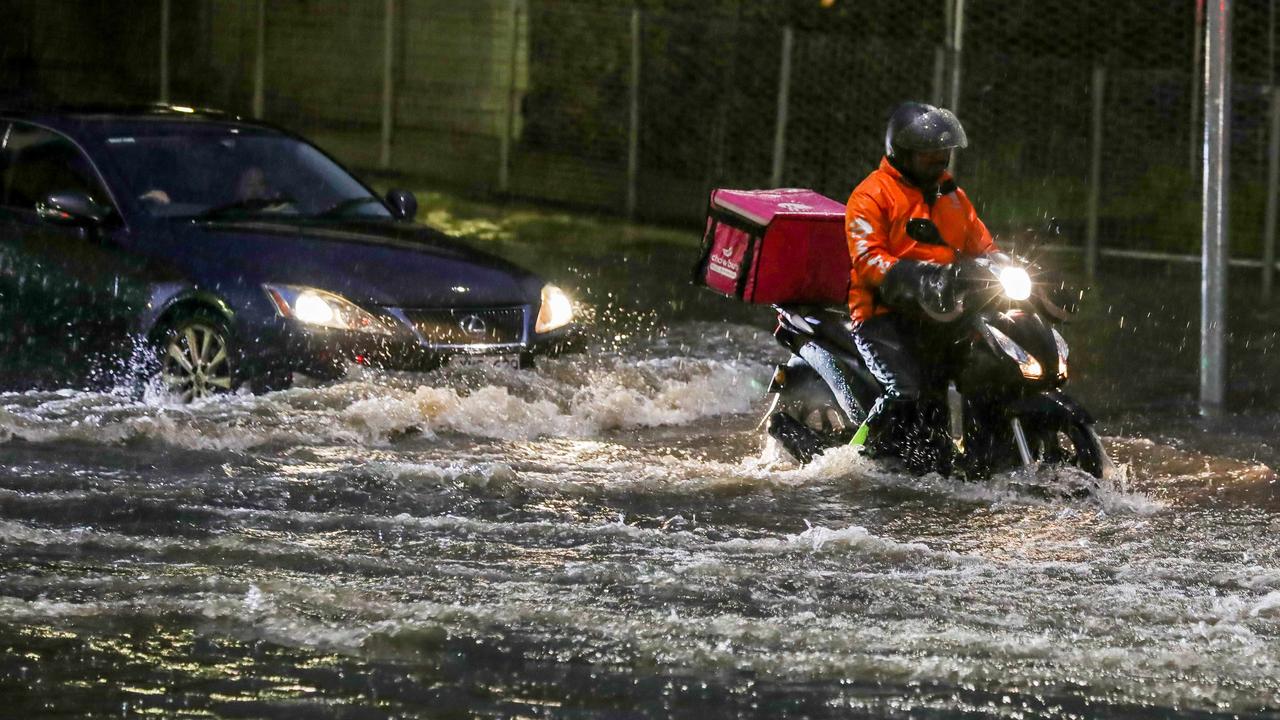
[2,216,1280,716]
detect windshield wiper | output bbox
[193,195,298,221]
[314,196,384,218]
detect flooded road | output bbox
[3,199,1280,717]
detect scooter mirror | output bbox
[1037,279,1082,321]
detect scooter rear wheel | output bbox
[774,390,854,436]
[763,392,854,464]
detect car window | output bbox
[100,128,391,220]
[0,122,110,212]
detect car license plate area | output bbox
[451,353,523,371]
[399,306,526,347]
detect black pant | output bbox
[851,313,962,474]
[851,314,928,430]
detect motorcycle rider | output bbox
[842,102,998,460]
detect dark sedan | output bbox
[0,105,576,400]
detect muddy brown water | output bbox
[2,204,1279,717]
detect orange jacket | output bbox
[845,157,996,321]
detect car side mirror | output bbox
[385,189,418,221]
[36,190,109,226]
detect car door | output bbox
[0,121,150,388]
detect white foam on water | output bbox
[744,443,878,483]
[1248,590,1280,618]
[173,576,1280,711]
[427,430,1171,520]
[961,462,1163,515]
[747,438,1164,516]
[7,323,1280,713]
[785,521,931,555]
[0,517,351,566]
[703,520,941,561]
[0,354,770,449]
[340,384,578,441]
[368,459,523,494]
[0,518,91,545]
[9,577,1274,713]
[374,453,730,498]
[5,485,1280,713]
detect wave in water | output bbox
[0,354,770,450]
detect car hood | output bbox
[170,218,542,308]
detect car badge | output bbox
[459,314,488,336]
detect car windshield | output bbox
[100,127,391,220]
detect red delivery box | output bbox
[694,188,851,306]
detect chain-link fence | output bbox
[5,0,1280,276]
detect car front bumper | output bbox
[240,317,580,380]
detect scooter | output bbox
[762,250,1108,480]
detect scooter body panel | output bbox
[763,255,1104,479]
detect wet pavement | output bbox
[2,196,1279,717]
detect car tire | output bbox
[154,309,241,402]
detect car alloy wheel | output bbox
[161,317,234,402]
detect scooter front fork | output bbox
[1011,417,1034,466]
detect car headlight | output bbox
[263,284,390,333]
[1052,327,1069,380]
[987,325,1043,379]
[997,266,1032,301]
[535,284,574,333]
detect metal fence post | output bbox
[947,0,965,174]
[380,0,395,170]
[1190,0,1204,181]
[944,0,954,58]
[252,0,265,118]
[1201,0,1231,416]
[770,26,793,189]
[948,0,965,113]
[159,0,170,103]
[1086,65,1106,283]
[626,7,641,220]
[498,0,520,193]
[1264,85,1280,302]
[931,45,946,106]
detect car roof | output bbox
[0,103,285,140]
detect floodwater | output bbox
[3,198,1280,718]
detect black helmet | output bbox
[885,101,968,159]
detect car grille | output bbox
[397,306,527,348]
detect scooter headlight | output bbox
[987,325,1043,379]
[998,266,1033,301]
[1052,327,1069,380]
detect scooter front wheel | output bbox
[1025,415,1107,479]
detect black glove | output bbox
[878,259,960,318]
